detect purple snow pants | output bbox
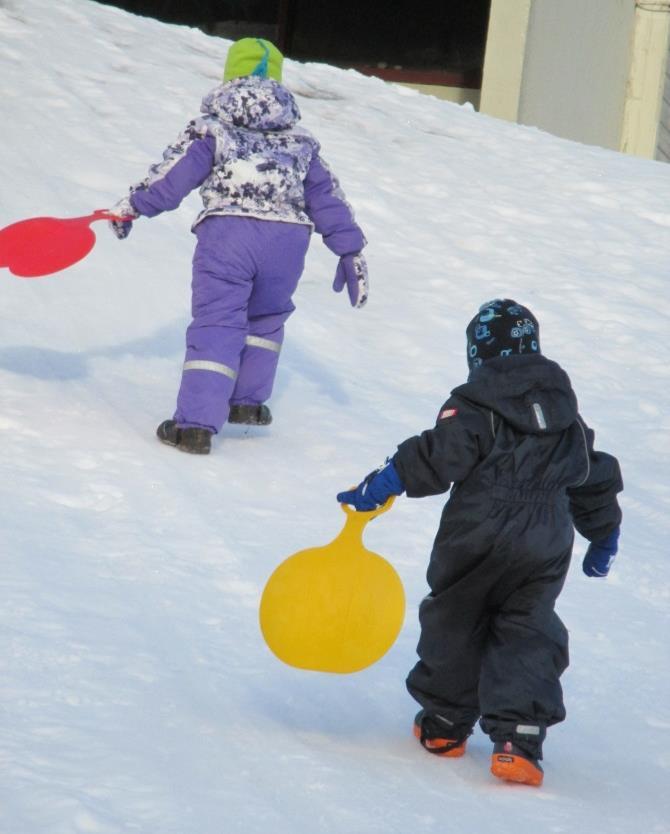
[173,215,311,433]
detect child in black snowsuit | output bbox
[337,299,622,787]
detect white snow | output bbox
[1,1,669,832]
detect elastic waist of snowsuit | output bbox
[191,207,315,232]
[490,485,564,505]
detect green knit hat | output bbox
[223,37,283,83]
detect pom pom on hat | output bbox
[223,37,283,82]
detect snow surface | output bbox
[1,1,669,832]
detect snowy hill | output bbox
[1,1,669,832]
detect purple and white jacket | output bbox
[128,76,365,256]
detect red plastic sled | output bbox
[0,209,122,278]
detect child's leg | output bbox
[406,586,488,739]
[478,554,571,760]
[229,223,310,407]
[228,316,285,407]
[173,218,257,433]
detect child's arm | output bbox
[567,417,623,577]
[129,135,215,217]
[567,418,623,543]
[393,398,492,498]
[338,398,492,510]
[303,155,366,256]
[109,124,215,237]
[303,155,368,308]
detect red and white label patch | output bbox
[438,407,458,420]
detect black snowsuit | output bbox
[393,354,622,757]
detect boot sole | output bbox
[227,416,272,426]
[413,724,467,757]
[491,753,543,786]
[175,444,210,455]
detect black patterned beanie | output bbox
[466,299,540,370]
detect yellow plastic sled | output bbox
[259,498,405,673]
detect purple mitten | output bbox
[108,196,139,240]
[332,252,368,308]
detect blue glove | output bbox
[582,528,619,577]
[337,458,404,511]
[108,196,139,240]
[333,252,368,308]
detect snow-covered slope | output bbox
[1,1,668,832]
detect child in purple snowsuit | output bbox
[109,38,367,455]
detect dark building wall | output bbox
[287,0,489,73]
[94,0,490,86]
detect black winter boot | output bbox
[156,420,212,455]
[228,404,273,426]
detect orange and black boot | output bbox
[491,740,544,786]
[413,710,470,758]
